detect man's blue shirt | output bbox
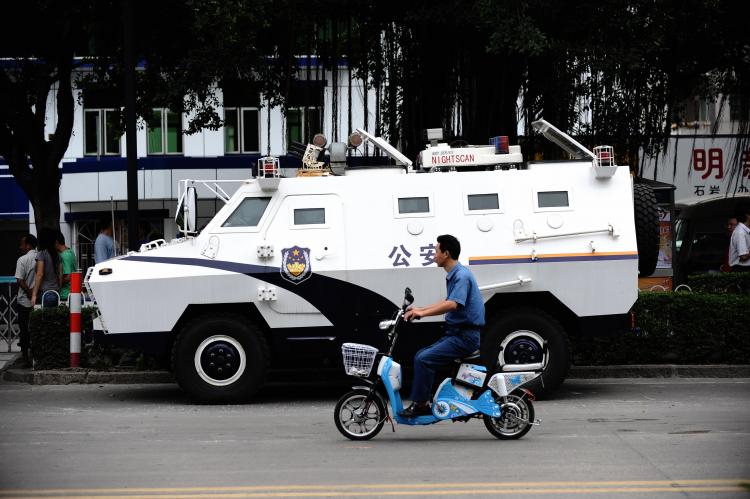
[445,261,485,330]
[94,233,115,264]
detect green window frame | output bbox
[84,109,121,156]
[148,108,183,155]
[224,107,260,153]
[286,106,321,145]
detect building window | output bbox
[148,108,183,154]
[84,109,121,156]
[224,107,260,153]
[730,94,749,122]
[286,107,321,145]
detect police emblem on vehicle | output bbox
[281,246,312,284]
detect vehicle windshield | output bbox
[222,197,272,227]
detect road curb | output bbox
[3,364,749,385]
[3,368,173,385]
[569,364,750,379]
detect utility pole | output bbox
[123,0,139,251]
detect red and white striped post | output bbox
[70,271,82,368]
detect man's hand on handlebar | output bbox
[404,306,423,322]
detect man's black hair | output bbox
[437,234,461,260]
[99,216,113,231]
[55,230,66,246]
[22,233,37,248]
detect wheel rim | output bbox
[194,335,247,387]
[490,394,531,436]
[499,330,545,366]
[337,394,382,437]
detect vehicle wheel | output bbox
[172,314,269,403]
[484,390,535,440]
[334,388,386,440]
[634,183,659,277]
[481,308,569,398]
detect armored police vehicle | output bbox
[86,120,658,402]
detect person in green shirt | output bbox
[55,231,77,301]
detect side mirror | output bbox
[176,186,198,235]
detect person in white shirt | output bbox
[14,234,38,364]
[729,208,750,272]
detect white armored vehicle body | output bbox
[86,120,657,402]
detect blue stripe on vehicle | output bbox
[122,256,399,343]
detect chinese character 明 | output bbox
[742,150,750,179]
[419,243,436,266]
[694,185,705,196]
[693,148,724,180]
[709,185,720,195]
[388,245,412,267]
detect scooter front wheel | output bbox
[334,389,386,440]
[484,390,535,440]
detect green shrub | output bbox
[574,291,750,365]
[686,273,750,295]
[29,306,92,369]
[28,306,161,370]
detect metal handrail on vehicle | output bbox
[176,179,249,205]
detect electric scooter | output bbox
[334,288,544,440]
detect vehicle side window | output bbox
[468,193,499,211]
[222,197,271,227]
[398,197,430,214]
[537,191,569,208]
[294,208,325,225]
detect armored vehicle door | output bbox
[262,193,349,357]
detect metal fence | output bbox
[0,277,19,352]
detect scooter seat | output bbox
[453,350,481,363]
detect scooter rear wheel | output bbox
[334,389,386,440]
[484,391,535,440]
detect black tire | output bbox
[484,390,535,440]
[634,183,659,277]
[481,308,569,398]
[334,389,386,441]
[172,314,269,403]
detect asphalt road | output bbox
[0,378,748,498]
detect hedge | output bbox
[27,281,750,369]
[574,291,750,365]
[686,273,750,295]
[28,306,150,370]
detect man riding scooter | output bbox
[399,234,485,417]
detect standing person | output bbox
[55,231,77,302]
[31,227,61,308]
[14,234,37,364]
[95,216,115,264]
[729,208,750,272]
[720,217,739,272]
[399,234,485,417]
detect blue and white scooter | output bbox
[334,288,544,440]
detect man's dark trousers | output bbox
[408,329,480,402]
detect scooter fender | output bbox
[487,371,541,397]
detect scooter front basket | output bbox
[341,343,379,377]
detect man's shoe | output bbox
[398,402,432,417]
